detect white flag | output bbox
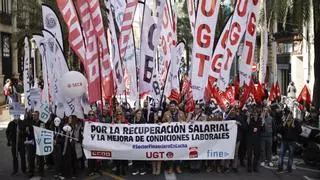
[139,0,165,95]
[239,0,261,86]
[217,0,251,90]
[42,4,64,50]
[33,126,54,156]
[191,0,221,100]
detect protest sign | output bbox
[9,102,25,115]
[39,103,51,123]
[83,121,237,160]
[33,126,54,156]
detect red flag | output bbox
[275,81,281,98]
[209,85,228,111]
[185,90,195,113]
[239,83,251,108]
[223,86,235,106]
[181,76,191,96]
[297,85,311,107]
[168,89,180,103]
[268,84,276,102]
[234,77,240,99]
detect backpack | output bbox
[4,86,12,96]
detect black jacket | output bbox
[246,118,264,143]
[279,120,302,142]
[6,120,26,148]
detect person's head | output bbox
[263,107,270,117]
[194,104,202,114]
[143,100,148,109]
[88,110,96,120]
[216,112,223,121]
[135,109,142,121]
[32,111,39,121]
[290,82,294,86]
[54,117,61,127]
[169,100,178,113]
[5,79,11,84]
[251,111,259,121]
[115,107,124,122]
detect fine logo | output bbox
[45,13,57,29]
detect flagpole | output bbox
[97,37,104,113]
[159,61,171,111]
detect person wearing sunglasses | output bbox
[86,110,99,177]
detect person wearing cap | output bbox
[162,100,186,174]
[186,103,206,173]
[6,114,26,175]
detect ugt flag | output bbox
[33,126,54,156]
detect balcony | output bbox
[0,12,12,25]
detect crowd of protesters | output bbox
[6,92,318,179]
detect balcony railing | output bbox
[0,12,12,25]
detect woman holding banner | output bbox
[162,100,186,174]
[113,107,129,176]
[131,109,147,176]
[86,110,100,177]
[187,103,207,173]
[152,113,163,175]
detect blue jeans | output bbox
[278,141,295,170]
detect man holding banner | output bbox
[6,115,27,175]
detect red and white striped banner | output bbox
[191,0,221,100]
[217,0,250,91]
[239,0,260,86]
[75,0,102,103]
[56,0,86,63]
[139,0,165,95]
[86,0,114,99]
[118,0,139,59]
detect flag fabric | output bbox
[297,85,311,107]
[139,0,165,95]
[42,4,64,50]
[23,37,31,110]
[104,0,126,94]
[217,0,251,90]
[42,30,84,119]
[75,0,103,103]
[56,0,86,63]
[111,0,127,29]
[168,89,180,104]
[240,83,252,108]
[268,84,276,102]
[33,126,54,156]
[239,0,261,86]
[223,86,235,106]
[191,0,221,100]
[87,0,115,99]
[32,35,50,104]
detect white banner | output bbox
[42,4,64,50]
[83,121,237,160]
[239,0,260,86]
[139,0,165,95]
[217,0,250,91]
[23,37,31,110]
[111,0,126,28]
[105,0,126,94]
[42,30,84,119]
[9,102,25,115]
[33,126,54,156]
[191,0,221,100]
[209,17,232,80]
[39,103,51,123]
[33,35,50,104]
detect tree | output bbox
[268,0,320,108]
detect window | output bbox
[1,0,12,14]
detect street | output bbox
[0,128,319,180]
